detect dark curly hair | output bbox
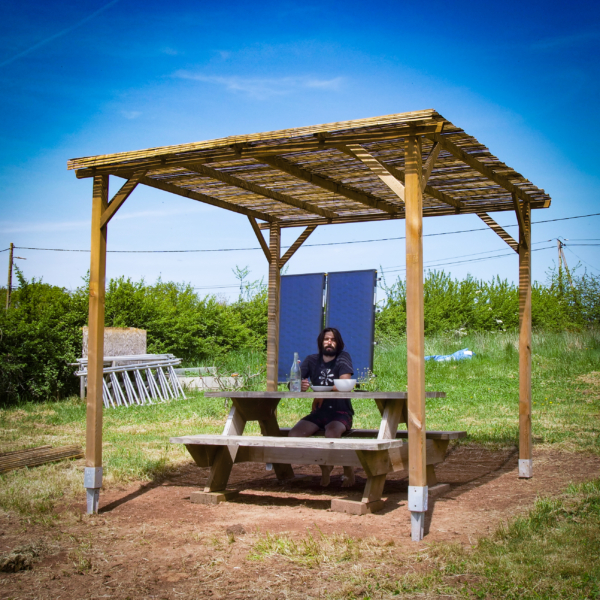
[317,327,345,355]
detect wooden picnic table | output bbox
[171,390,465,515]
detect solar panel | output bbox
[278,273,325,383]
[325,270,377,381]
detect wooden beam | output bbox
[247,216,271,263]
[512,192,528,249]
[259,155,400,215]
[71,124,446,178]
[338,144,405,202]
[100,171,145,228]
[279,226,317,268]
[426,133,533,206]
[186,162,338,220]
[405,135,427,540]
[86,175,108,509]
[266,224,281,391]
[421,142,440,191]
[477,213,519,253]
[518,200,532,478]
[137,175,277,223]
[383,161,462,211]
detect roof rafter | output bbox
[136,174,277,223]
[258,154,400,215]
[336,144,405,203]
[426,133,534,206]
[186,162,338,220]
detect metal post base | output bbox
[519,458,533,478]
[411,511,425,541]
[86,488,100,514]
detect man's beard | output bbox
[322,347,337,356]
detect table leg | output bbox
[204,406,246,492]
[259,414,295,481]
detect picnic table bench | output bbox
[170,391,466,515]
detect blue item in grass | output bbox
[425,348,474,362]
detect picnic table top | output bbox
[170,434,405,450]
[204,391,446,399]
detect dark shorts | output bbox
[300,408,353,431]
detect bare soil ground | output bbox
[1,446,600,599]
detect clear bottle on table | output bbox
[289,352,302,392]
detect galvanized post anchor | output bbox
[409,485,428,541]
[84,467,103,514]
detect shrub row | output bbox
[1,267,598,404]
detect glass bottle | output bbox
[289,352,302,392]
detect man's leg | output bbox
[321,421,356,487]
[289,419,320,437]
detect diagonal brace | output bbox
[477,213,519,253]
[421,142,441,191]
[512,192,528,250]
[279,226,317,268]
[100,171,146,228]
[248,216,271,263]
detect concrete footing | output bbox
[191,490,240,505]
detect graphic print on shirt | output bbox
[319,368,334,385]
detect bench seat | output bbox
[170,433,450,477]
[278,428,467,440]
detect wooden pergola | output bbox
[68,109,551,533]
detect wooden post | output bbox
[266,224,281,392]
[5,243,13,310]
[84,175,108,513]
[518,200,532,478]
[405,135,427,540]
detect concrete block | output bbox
[190,490,239,505]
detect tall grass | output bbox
[1,329,599,516]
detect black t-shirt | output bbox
[300,351,354,414]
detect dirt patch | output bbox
[1,447,599,599]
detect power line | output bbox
[563,247,600,274]
[381,245,556,275]
[9,211,600,255]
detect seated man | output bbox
[289,327,356,488]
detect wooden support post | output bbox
[405,135,427,540]
[84,175,108,514]
[5,242,13,310]
[518,200,532,478]
[266,224,281,392]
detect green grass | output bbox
[416,477,600,599]
[1,329,599,517]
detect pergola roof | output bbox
[68,109,551,229]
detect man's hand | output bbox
[301,378,310,392]
[312,398,324,411]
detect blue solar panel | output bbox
[278,273,325,383]
[325,270,376,381]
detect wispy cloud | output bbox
[0,219,89,234]
[0,0,121,68]
[174,72,345,99]
[531,30,600,51]
[121,110,142,119]
[0,206,215,234]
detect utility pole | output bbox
[5,243,13,310]
[557,239,574,289]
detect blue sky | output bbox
[1,0,599,300]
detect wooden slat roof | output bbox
[68,109,551,228]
